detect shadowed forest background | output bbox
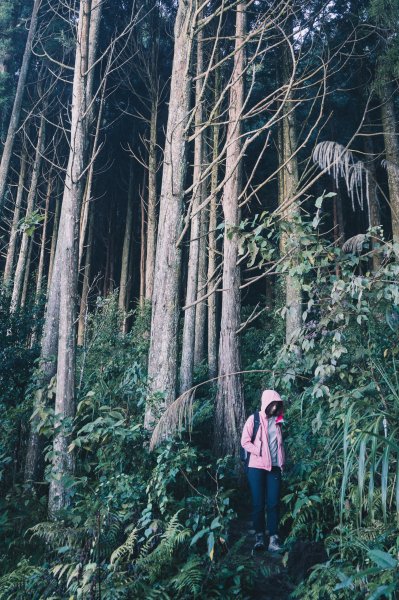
[0,0,399,597]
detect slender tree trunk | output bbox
[48,0,97,517]
[332,182,345,244]
[126,217,136,313]
[47,195,60,293]
[279,20,302,347]
[35,176,52,300]
[145,98,158,301]
[109,222,115,293]
[207,71,221,380]
[0,0,42,210]
[139,181,146,309]
[119,164,134,324]
[78,46,105,268]
[214,2,246,457]
[24,237,62,485]
[20,235,33,308]
[179,24,204,394]
[332,182,344,277]
[3,151,27,286]
[11,115,45,312]
[363,131,381,270]
[380,85,399,243]
[77,209,94,345]
[145,0,194,427]
[265,276,274,310]
[194,200,208,367]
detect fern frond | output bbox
[171,556,203,595]
[0,560,42,600]
[136,513,191,583]
[110,527,139,565]
[29,521,86,549]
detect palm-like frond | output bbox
[342,234,367,254]
[313,141,372,212]
[149,388,195,450]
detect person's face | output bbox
[266,402,282,416]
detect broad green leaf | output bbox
[367,549,397,570]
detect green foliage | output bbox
[17,210,45,237]
[233,205,399,596]
[0,294,260,598]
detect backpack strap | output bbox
[240,411,261,463]
[251,411,260,443]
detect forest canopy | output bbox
[0,0,398,598]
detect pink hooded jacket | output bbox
[240,390,285,470]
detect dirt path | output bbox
[229,516,295,599]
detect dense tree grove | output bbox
[0,0,398,597]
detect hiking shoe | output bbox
[253,533,265,551]
[268,535,283,552]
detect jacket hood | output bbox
[261,390,284,423]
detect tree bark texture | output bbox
[35,176,52,300]
[119,163,134,320]
[279,24,302,347]
[180,24,204,394]
[381,85,399,243]
[214,2,246,457]
[363,130,381,270]
[48,0,102,515]
[77,208,94,345]
[47,195,60,293]
[0,0,42,210]
[194,199,208,367]
[3,151,27,286]
[78,37,104,269]
[11,115,45,312]
[24,238,62,485]
[207,71,221,380]
[20,235,33,308]
[139,178,146,309]
[145,99,158,301]
[145,0,194,427]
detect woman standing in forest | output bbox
[241,390,285,552]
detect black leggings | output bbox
[247,466,281,536]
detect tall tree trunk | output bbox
[207,70,221,380]
[77,208,94,345]
[332,182,344,277]
[194,199,208,367]
[0,0,41,210]
[332,182,345,244]
[145,98,158,301]
[139,180,146,309]
[279,20,302,347]
[145,0,194,427]
[363,130,381,270]
[47,195,60,293]
[78,50,105,268]
[3,151,27,286]
[381,85,399,243]
[214,2,246,457]
[20,235,33,308]
[179,24,204,394]
[48,0,98,517]
[119,164,134,324]
[11,115,45,312]
[24,235,62,485]
[126,215,136,313]
[35,176,52,300]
